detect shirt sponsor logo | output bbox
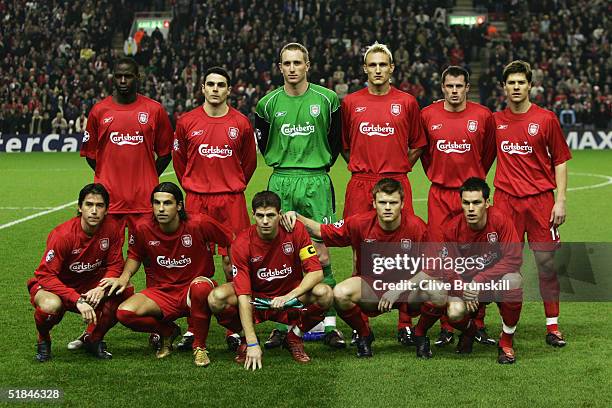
[228,127,239,140]
[401,239,412,250]
[198,144,233,158]
[71,248,82,255]
[181,234,192,248]
[282,242,294,255]
[191,129,204,137]
[355,106,367,112]
[138,112,149,124]
[82,131,90,142]
[275,111,287,117]
[310,104,321,117]
[69,259,102,273]
[99,238,109,251]
[528,122,540,136]
[102,116,113,124]
[431,123,443,130]
[391,104,401,116]
[110,131,144,146]
[497,124,508,130]
[436,139,471,153]
[500,140,533,155]
[45,249,55,262]
[257,264,292,281]
[467,120,478,132]
[157,255,192,268]
[487,232,498,243]
[280,123,315,137]
[148,240,160,246]
[359,122,396,137]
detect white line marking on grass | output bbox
[0,170,176,230]
[0,206,56,210]
[567,172,612,191]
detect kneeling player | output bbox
[28,183,130,362]
[102,182,232,366]
[281,178,447,358]
[208,191,333,370]
[430,178,523,364]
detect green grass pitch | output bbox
[0,152,611,407]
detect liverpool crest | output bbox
[310,104,320,117]
[391,104,401,116]
[228,127,238,140]
[99,238,109,251]
[467,120,478,132]
[181,234,193,248]
[282,242,294,255]
[138,112,149,124]
[528,123,539,136]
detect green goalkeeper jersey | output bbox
[255,83,341,169]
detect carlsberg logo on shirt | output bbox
[500,141,533,155]
[359,122,396,137]
[198,144,233,158]
[436,140,472,153]
[157,255,192,268]
[110,131,144,146]
[69,259,103,273]
[257,264,292,281]
[280,123,316,137]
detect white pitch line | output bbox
[567,172,612,191]
[0,170,176,230]
[0,206,56,210]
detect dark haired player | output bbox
[102,182,232,366]
[27,183,129,362]
[493,60,572,347]
[420,65,497,347]
[281,178,447,358]
[173,66,256,351]
[208,191,333,369]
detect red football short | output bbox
[494,189,560,251]
[141,277,217,321]
[108,213,149,246]
[344,173,414,218]
[186,192,250,256]
[427,184,462,230]
[27,277,92,312]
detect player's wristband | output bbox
[247,342,259,347]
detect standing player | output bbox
[27,184,131,362]
[80,57,173,239]
[254,42,344,348]
[172,66,256,351]
[207,191,333,369]
[493,60,571,347]
[425,178,523,364]
[341,42,427,345]
[102,182,232,366]
[281,178,448,358]
[420,65,497,347]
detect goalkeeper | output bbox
[207,191,333,370]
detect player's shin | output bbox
[498,288,522,348]
[189,280,216,349]
[414,302,444,337]
[89,286,134,342]
[34,307,64,342]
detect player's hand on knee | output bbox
[82,286,105,308]
[100,277,128,296]
[465,300,479,313]
[378,290,400,312]
[270,295,290,309]
[279,211,297,232]
[245,345,263,371]
[76,298,97,325]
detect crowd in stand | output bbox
[0,0,609,134]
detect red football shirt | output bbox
[81,95,173,213]
[420,101,497,187]
[173,106,257,194]
[494,104,572,197]
[430,207,522,283]
[34,217,124,305]
[321,211,427,276]
[341,87,426,174]
[232,221,321,298]
[127,213,232,289]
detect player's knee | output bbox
[501,273,522,290]
[447,302,466,321]
[333,284,353,307]
[117,300,138,313]
[208,287,228,312]
[535,251,555,273]
[313,284,333,309]
[427,288,448,308]
[37,296,63,314]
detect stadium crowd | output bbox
[0,0,609,134]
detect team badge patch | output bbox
[401,239,412,251]
[467,120,478,132]
[391,104,401,116]
[82,131,90,142]
[181,234,193,248]
[282,242,294,255]
[138,112,149,124]
[333,219,345,228]
[487,232,498,243]
[173,139,180,151]
[99,238,109,251]
[528,123,539,136]
[439,246,448,258]
[45,249,55,263]
[310,104,320,117]
[228,127,239,140]
[129,235,135,245]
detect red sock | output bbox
[116,310,176,337]
[439,313,454,332]
[34,307,64,342]
[474,303,487,330]
[337,305,370,336]
[189,280,215,349]
[500,332,514,348]
[415,303,444,337]
[397,303,413,330]
[185,316,194,334]
[215,305,243,333]
[89,287,134,342]
[499,288,522,348]
[298,303,326,333]
[539,270,560,329]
